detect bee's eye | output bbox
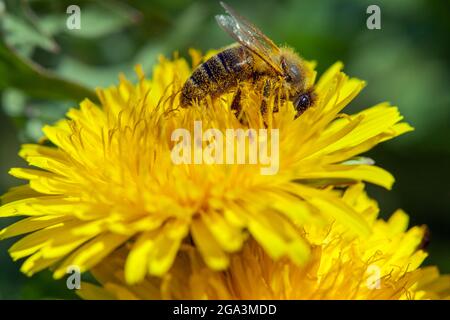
[294,93,312,117]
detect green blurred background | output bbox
[0,0,449,299]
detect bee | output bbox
[180,2,315,118]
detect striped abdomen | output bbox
[180,45,254,107]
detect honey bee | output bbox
[180,2,315,118]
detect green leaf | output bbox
[2,88,25,117]
[0,36,97,102]
[2,13,59,53]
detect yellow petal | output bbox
[201,210,245,252]
[148,222,188,276]
[0,215,70,240]
[77,282,116,300]
[53,233,130,279]
[191,219,229,270]
[124,231,158,284]
[297,164,395,190]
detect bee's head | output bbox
[279,48,316,117]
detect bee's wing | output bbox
[215,2,283,75]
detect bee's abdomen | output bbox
[181,46,253,107]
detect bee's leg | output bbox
[231,88,242,116]
[252,79,273,128]
[231,87,247,124]
[259,78,282,116]
[259,79,271,115]
[272,86,281,113]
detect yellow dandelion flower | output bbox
[78,184,450,300]
[0,52,412,283]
